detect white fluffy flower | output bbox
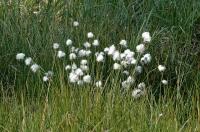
[136,44,145,53]
[45,71,53,77]
[78,49,87,57]
[65,65,71,70]
[87,32,94,38]
[95,81,102,87]
[80,65,89,71]
[84,42,91,48]
[141,53,152,64]
[66,39,73,46]
[122,81,131,89]
[69,72,79,83]
[142,32,151,42]
[119,40,127,47]
[43,76,49,82]
[57,51,66,58]
[75,68,84,76]
[69,53,77,60]
[96,54,104,62]
[127,76,135,84]
[135,66,142,74]
[123,70,129,76]
[138,82,146,89]
[81,60,88,65]
[131,58,137,65]
[53,43,59,49]
[25,57,32,66]
[132,89,145,99]
[85,50,92,56]
[158,65,166,72]
[92,39,99,46]
[113,63,121,70]
[16,53,25,60]
[112,50,121,61]
[162,80,168,85]
[104,47,109,53]
[30,64,40,73]
[108,45,116,55]
[83,75,91,83]
[71,63,77,70]
[73,21,79,27]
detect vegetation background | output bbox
[0,0,200,131]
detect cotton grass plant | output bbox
[16,23,168,99]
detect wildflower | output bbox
[45,71,53,77]
[92,39,99,46]
[81,60,88,65]
[96,54,104,62]
[123,70,129,76]
[69,53,77,60]
[70,46,76,53]
[161,80,168,85]
[141,53,151,64]
[119,40,127,47]
[87,32,94,38]
[126,76,134,84]
[43,76,49,82]
[69,72,79,83]
[158,65,166,72]
[132,89,145,99]
[57,51,66,58]
[65,65,71,70]
[122,81,130,89]
[73,21,79,27]
[16,53,25,60]
[83,75,91,83]
[142,32,151,42]
[113,63,121,70]
[84,42,91,48]
[159,113,163,117]
[108,45,116,55]
[53,43,59,49]
[75,68,84,76]
[136,44,145,53]
[25,57,32,66]
[95,81,102,87]
[131,58,137,65]
[80,65,88,71]
[66,39,73,46]
[112,50,121,61]
[78,49,87,57]
[85,50,92,56]
[104,47,109,53]
[71,63,77,70]
[135,66,142,74]
[30,64,40,73]
[138,82,146,89]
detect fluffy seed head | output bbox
[16,53,25,60]
[69,53,77,60]
[66,39,73,46]
[53,43,59,49]
[57,51,66,58]
[136,44,145,53]
[73,21,79,27]
[83,75,91,83]
[119,40,127,47]
[25,57,32,66]
[30,64,40,73]
[65,65,71,71]
[162,80,168,85]
[113,63,121,70]
[95,81,102,87]
[158,65,166,72]
[84,42,91,48]
[142,32,151,42]
[132,89,145,99]
[92,39,99,46]
[87,32,94,38]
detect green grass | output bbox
[0,0,200,131]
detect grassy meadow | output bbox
[0,0,200,131]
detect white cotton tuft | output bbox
[30,64,40,73]
[132,89,145,99]
[92,39,99,46]
[73,21,79,27]
[119,40,127,47]
[57,51,66,58]
[53,43,59,49]
[66,39,73,46]
[65,65,71,71]
[69,53,77,60]
[158,65,166,72]
[135,66,142,74]
[142,32,151,42]
[83,75,91,83]
[25,57,32,66]
[161,80,168,85]
[16,53,25,60]
[113,63,121,70]
[87,32,94,38]
[95,81,102,88]
[136,44,145,53]
[84,42,91,48]
[43,76,49,82]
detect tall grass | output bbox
[0,0,200,131]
